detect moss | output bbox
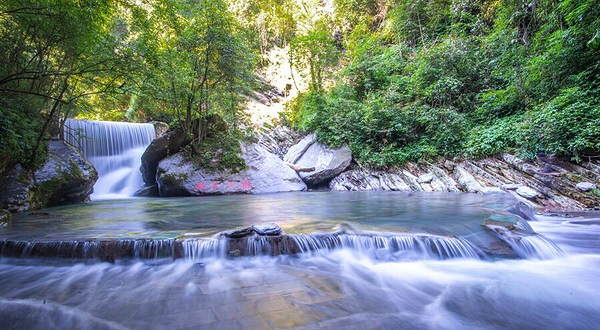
[68,158,84,178]
[160,172,188,186]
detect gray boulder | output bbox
[516,186,539,199]
[156,143,306,196]
[140,128,190,185]
[283,134,316,164]
[295,143,352,186]
[417,173,434,184]
[576,182,597,192]
[0,141,98,212]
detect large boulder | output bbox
[283,134,316,164]
[294,143,352,186]
[140,128,190,185]
[0,141,98,212]
[156,143,306,196]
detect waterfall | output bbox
[63,119,156,198]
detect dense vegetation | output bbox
[287,0,600,167]
[1,0,598,173]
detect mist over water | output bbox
[1,193,599,329]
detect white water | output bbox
[1,210,599,329]
[63,119,156,199]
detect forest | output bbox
[1,0,598,173]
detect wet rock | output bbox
[516,186,539,199]
[502,183,523,190]
[295,143,352,186]
[283,133,316,164]
[134,185,159,197]
[417,173,434,184]
[576,182,597,192]
[0,209,11,227]
[252,223,282,236]
[224,227,255,238]
[481,241,519,259]
[506,202,538,221]
[140,128,191,185]
[149,121,169,138]
[223,224,282,239]
[479,187,503,194]
[156,143,306,196]
[0,141,98,212]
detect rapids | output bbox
[1,192,599,329]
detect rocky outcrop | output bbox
[258,125,303,159]
[292,143,352,186]
[330,155,600,210]
[0,141,98,212]
[140,128,190,185]
[149,121,169,138]
[156,143,306,196]
[0,209,10,227]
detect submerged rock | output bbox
[576,182,597,192]
[507,202,538,221]
[134,185,159,197]
[0,141,98,212]
[156,143,306,196]
[295,143,352,186]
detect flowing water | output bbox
[1,192,599,329]
[63,119,156,199]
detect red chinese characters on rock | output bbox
[240,179,252,190]
[196,180,252,192]
[195,181,206,191]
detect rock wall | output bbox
[0,141,98,212]
[329,156,600,210]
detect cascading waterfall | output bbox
[290,233,481,259]
[63,119,156,198]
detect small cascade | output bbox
[63,119,156,198]
[181,238,225,260]
[502,234,563,259]
[290,233,481,259]
[0,239,177,260]
[484,223,563,260]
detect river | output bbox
[0,192,599,329]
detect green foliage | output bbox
[287,0,600,167]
